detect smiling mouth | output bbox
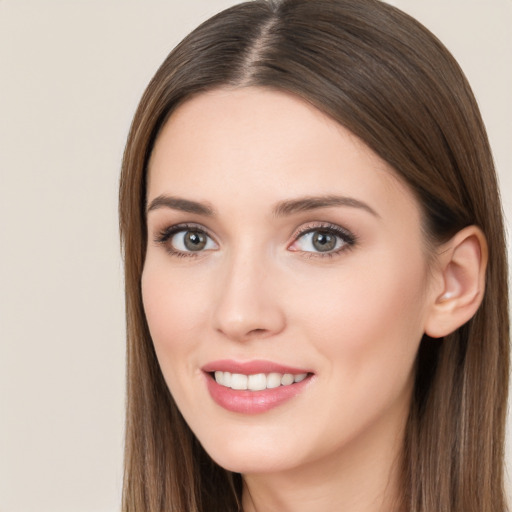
[204,363,313,413]
[211,371,309,391]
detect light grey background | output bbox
[1,1,510,511]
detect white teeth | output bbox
[213,371,309,390]
[267,372,282,389]
[281,373,294,386]
[230,373,248,390]
[247,373,267,391]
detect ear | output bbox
[424,225,488,339]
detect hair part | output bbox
[119,1,509,510]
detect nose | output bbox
[212,249,286,342]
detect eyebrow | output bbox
[147,195,215,216]
[146,193,379,218]
[272,195,380,218]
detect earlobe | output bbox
[424,226,488,339]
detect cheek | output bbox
[290,249,429,381]
[141,259,218,423]
[141,260,209,368]
[288,255,428,447]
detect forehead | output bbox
[147,87,419,223]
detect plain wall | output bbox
[1,1,510,511]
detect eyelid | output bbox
[290,221,354,240]
[154,222,213,241]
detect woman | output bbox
[119,0,509,510]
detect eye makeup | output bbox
[288,221,358,259]
[152,220,358,260]
[154,222,218,258]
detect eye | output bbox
[172,230,216,252]
[155,224,218,256]
[289,224,356,255]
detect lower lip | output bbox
[205,373,312,414]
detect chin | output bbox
[193,424,304,474]
[207,447,296,475]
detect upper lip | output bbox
[201,359,311,375]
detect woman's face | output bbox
[142,87,437,476]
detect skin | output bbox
[142,87,443,512]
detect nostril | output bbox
[249,328,266,335]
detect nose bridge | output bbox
[212,241,285,341]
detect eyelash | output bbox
[291,222,357,259]
[154,223,213,259]
[153,222,357,259]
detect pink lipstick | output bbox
[202,359,313,414]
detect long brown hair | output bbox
[119,1,509,510]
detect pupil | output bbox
[313,231,335,252]
[184,231,206,251]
